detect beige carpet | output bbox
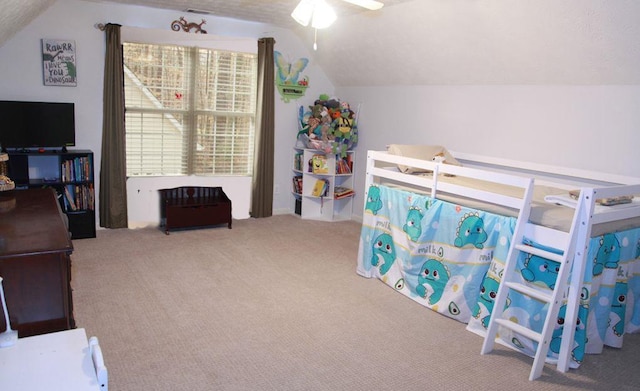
[71,215,640,390]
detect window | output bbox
[123,42,257,176]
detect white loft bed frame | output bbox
[363,149,640,379]
[366,149,640,241]
[451,150,640,188]
[365,150,535,211]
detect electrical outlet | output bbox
[274,184,280,194]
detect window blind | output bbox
[123,42,257,177]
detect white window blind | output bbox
[123,42,257,177]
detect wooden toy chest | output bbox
[159,186,232,234]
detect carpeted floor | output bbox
[71,215,640,390]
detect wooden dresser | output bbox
[0,188,75,337]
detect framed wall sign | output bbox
[42,39,77,86]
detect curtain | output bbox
[250,37,276,218]
[99,24,128,228]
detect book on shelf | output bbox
[293,152,303,171]
[61,156,92,183]
[63,183,95,211]
[336,158,352,174]
[310,154,329,174]
[292,176,303,194]
[334,186,355,199]
[63,186,77,211]
[311,178,330,197]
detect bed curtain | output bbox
[358,184,640,368]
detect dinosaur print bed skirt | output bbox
[357,184,640,368]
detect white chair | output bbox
[89,336,108,391]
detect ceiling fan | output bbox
[291,0,384,29]
[291,0,384,49]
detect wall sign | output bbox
[42,39,77,86]
[274,51,309,103]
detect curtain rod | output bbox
[95,23,122,31]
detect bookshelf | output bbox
[6,149,96,239]
[291,147,355,221]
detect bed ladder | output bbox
[480,189,594,381]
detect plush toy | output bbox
[432,153,446,163]
[297,94,358,156]
[307,117,321,138]
[332,108,354,138]
[319,115,332,141]
[310,104,324,118]
[324,98,340,109]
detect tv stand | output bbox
[61,146,68,153]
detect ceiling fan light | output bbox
[291,0,315,27]
[311,0,337,29]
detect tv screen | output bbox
[0,100,76,149]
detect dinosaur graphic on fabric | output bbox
[403,207,424,242]
[365,185,383,215]
[521,254,560,289]
[472,275,501,328]
[610,281,628,337]
[550,304,588,363]
[593,233,621,276]
[371,233,396,275]
[416,259,450,305]
[454,212,488,249]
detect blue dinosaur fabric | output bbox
[357,185,515,323]
[357,184,640,369]
[482,229,640,369]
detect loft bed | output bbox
[357,145,640,380]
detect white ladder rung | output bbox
[504,281,553,304]
[514,244,564,263]
[495,318,542,342]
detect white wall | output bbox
[0,0,334,228]
[339,85,640,218]
[6,1,637,227]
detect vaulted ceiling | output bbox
[3,0,640,86]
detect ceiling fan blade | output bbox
[340,0,384,11]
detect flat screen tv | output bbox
[0,100,75,150]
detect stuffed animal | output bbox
[297,94,358,156]
[310,104,324,118]
[307,117,321,138]
[333,108,354,138]
[432,152,446,163]
[320,115,334,141]
[432,152,456,176]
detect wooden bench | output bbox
[159,186,232,234]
